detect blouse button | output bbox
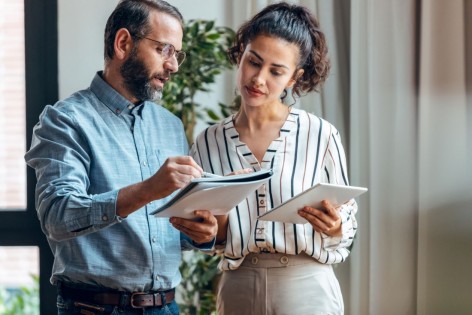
[280,256,289,265]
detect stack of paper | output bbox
[151,169,273,219]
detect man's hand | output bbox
[148,156,203,199]
[116,156,203,218]
[170,210,218,244]
[298,200,342,237]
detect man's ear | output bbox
[114,28,134,60]
[287,68,304,89]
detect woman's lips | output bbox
[245,86,264,97]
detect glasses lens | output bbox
[176,51,186,66]
[161,44,174,60]
[160,42,185,66]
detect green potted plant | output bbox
[178,253,221,315]
[162,19,235,143]
[0,274,39,315]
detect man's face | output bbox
[120,45,165,102]
[120,11,183,102]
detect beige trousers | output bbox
[217,253,344,315]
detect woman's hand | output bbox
[225,168,253,176]
[298,200,342,237]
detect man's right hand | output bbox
[116,156,203,218]
[147,156,203,199]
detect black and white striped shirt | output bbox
[191,108,358,271]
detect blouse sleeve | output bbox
[319,125,358,251]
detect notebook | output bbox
[150,169,273,220]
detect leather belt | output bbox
[60,283,175,309]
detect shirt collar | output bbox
[90,71,139,116]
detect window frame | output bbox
[0,0,58,313]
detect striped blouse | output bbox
[190,107,358,271]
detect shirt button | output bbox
[280,256,289,265]
[155,275,160,281]
[152,237,157,243]
[142,161,147,167]
[115,108,121,114]
[251,256,259,265]
[102,215,108,221]
[260,200,265,205]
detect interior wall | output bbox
[58,0,231,138]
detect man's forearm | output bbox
[116,179,160,217]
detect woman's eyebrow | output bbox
[248,50,289,69]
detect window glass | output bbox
[0,246,39,314]
[0,0,26,210]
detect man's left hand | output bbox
[170,210,217,244]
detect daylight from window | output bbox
[0,0,26,210]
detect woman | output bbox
[191,2,357,314]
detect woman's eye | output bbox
[249,60,260,67]
[271,71,282,76]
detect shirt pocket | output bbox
[154,148,180,171]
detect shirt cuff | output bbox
[322,210,353,251]
[91,189,121,225]
[180,233,216,251]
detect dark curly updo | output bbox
[228,2,330,100]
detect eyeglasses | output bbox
[135,35,186,66]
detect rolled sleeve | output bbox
[26,105,123,241]
[40,190,121,242]
[322,200,358,251]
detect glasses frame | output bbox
[134,35,186,66]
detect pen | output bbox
[202,171,222,178]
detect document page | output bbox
[150,169,273,219]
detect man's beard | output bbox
[120,47,164,102]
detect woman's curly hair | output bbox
[228,2,330,101]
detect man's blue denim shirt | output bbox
[25,72,212,292]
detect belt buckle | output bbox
[130,292,150,309]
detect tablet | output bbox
[257,183,367,224]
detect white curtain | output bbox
[416,0,472,314]
[350,1,419,314]
[229,1,472,314]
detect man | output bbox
[24,1,217,314]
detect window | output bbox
[0,0,58,313]
[0,0,26,210]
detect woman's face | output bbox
[237,34,302,109]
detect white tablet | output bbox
[257,183,367,224]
